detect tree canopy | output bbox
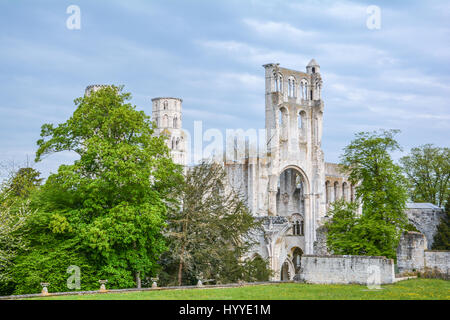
[160,161,271,286]
[326,130,409,259]
[400,144,450,207]
[11,85,183,294]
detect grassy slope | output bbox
[29,279,450,300]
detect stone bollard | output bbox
[40,283,50,296]
[98,280,108,292]
[151,277,159,289]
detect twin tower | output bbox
[84,85,187,167]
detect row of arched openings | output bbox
[325,181,355,204]
[279,108,307,140]
[274,73,314,100]
[292,220,304,236]
[160,115,179,128]
[162,100,179,111]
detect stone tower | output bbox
[85,84,109,96]
[151,97,187,166]
[262,60,326,254]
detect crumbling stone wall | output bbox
[424,251,450,277]
[405,204,444,249]
[313,225,331,255]
[396,231,427,274]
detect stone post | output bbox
[151,277,159,289]
[40,283,50,296]
[99,280,108,292]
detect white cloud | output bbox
[288,0,368,22]
[198,40,310,68]
[242,19,316,39]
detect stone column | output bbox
[304,194,312,254]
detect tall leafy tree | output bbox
[400,144,450,207]
[6,168,43,199]
[0,167,41,295]
[0,191,33,292]
[21,85,183,291]
[160,161,270,286]
[326,130,409,259]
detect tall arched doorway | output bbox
[280,261,290,281]
[292,247,303,274]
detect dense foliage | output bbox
[159,161,271,286]
[326,130,409,259]
[432,199,450,250]
[400,144,449,208]
[0,167,41,294]
[9,86,183,294]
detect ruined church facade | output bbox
[222,61,354,280]
[150,60,354,280]
[85,61,443,281]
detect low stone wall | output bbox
[299,255,395,285]
[424,250,450,276]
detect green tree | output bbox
[432,198,450,250]
[15,85,183,292]
[6,167,43,199]
[400,144,450,207]
[160,161,270,286]
[0,167,41,295]
[326,130,409,259]
[0,192,33,294]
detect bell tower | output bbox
[151,97,187,167]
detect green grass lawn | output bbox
[28,279,449,300]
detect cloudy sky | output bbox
[1,0,449,179]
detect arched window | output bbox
[162,114,168,127]
[288,77,296,97]
[273,73,278,92]
[300,79,308,100]
[325,180,330,204]
[173,117,178,128]
[298,110,306,130]
[176,138,180,150]
[292,215,304,236]
[315,79,322,100]
[163,101,168,110]
[274,73,283,93]
[342,182,348,201]
[312,67,316,73]
[350,184,355,202]
[334,181,339,202]
[293,221,300,235]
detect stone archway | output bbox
[276,167,308,217]
[280,259,295,281]
[292,247,303,274]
